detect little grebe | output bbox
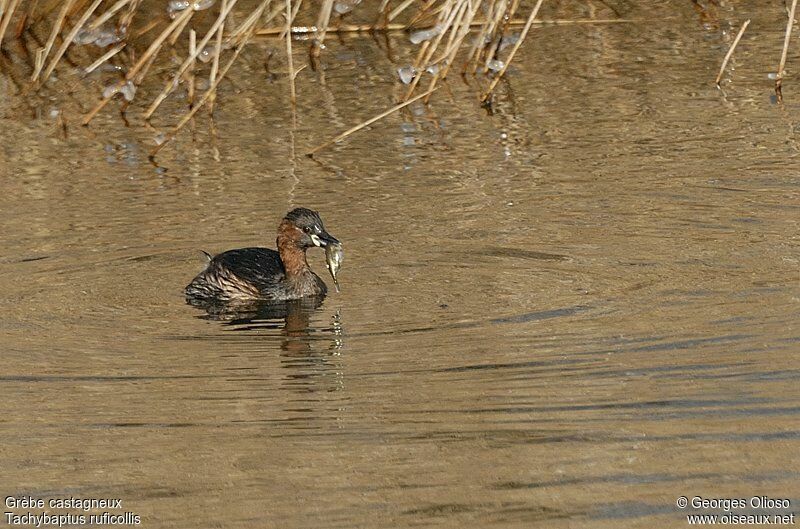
[185,208,339,302]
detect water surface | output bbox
[1,2,798,527]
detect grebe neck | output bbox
[277,219,310,278]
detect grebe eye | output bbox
[302,226,311,234]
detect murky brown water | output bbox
[1,2,799,527]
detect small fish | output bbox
[325,242,344,293]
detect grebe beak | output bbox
[311,231,339,248]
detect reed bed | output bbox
[0,0,680,154]
[0,0,552,113]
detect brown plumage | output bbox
[185,208,339,302]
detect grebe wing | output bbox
[210,247,286,287]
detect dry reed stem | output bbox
[118,0,140,33]
[307,86,439,156]
[84,42,124,74]
[436,0,469,62]
[30,0,75,81]
[0,0,21,46]
[311,0,333,59]
[133,18,160,39]
[480,0,544,103]
[33,47,45,74]
[776,0,798,102]
[474,1,506,73]
[492,0,521,54]
[421,0,470,101]
[168,7,194,45]
[386,0,416,23]
[464,1,500,73]
[501,0,521,33]
[430,0,476,66]
[39,0,104,84]
[151,32,255,158]
[14,0,39,39]
[279,0,301,39]
[66,1,87,18]
[482,0,518,70]
[374,0,391,28]
[255,17,638,36]
[403,39,429,99]
[143,0,239,120]
[285,0,295,105]
[405,0,439,28]
[188,29,196,107]
[442,1,479,72]
[241,0,278,46]
[83,6,194,125]
[0,0,20,41]
[208,0,227,112]
[132,47,160,84]
[403,0,462,101]
[227,0,272,48]
[715,19,749,87]
[425,0,478,102]
[86,0,131,31]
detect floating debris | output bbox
[95,30,123,47]
[472,34,493,46]
[168,0,214,13]
[426,63,440,75]
[409,24,443,45]
[120,81,136,101]
[325,242,344,293]
[334,0,361,15]
[101,81,135,100]
[102,84,120,98]
[197,46,214,63]
[499,33,520,51]
[192,0,215,11]
[167,0,191,13]
[398,66,417,84]
[153,132,167,145]
[487,59,504,72]
[74,28,99,45]
[74,24,122,47]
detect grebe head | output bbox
[281,208,339,249]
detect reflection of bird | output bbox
[185,208,340,302]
